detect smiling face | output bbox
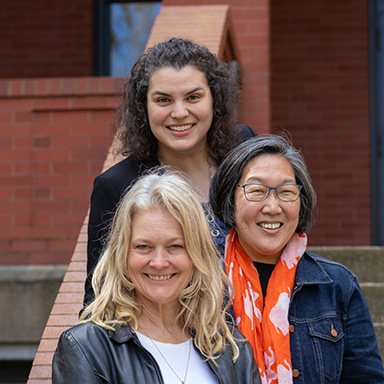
[128,206,193,312]
[234,154,301,264]
[146,65,213,157]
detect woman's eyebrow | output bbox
[150,87,205,98]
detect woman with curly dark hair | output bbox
[84,37,257,306]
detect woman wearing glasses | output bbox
[209,134,384,383]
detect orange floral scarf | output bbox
[225,229,307,384]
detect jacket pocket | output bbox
[307,315,344,382]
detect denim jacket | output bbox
[289,252,384,383]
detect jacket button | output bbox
[331,329,338,337]
[289,325,295,333]
[292,369,300,378]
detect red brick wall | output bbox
[271,1,370,245]
[163,0,271,135]
[0,77,122,265]
[0,0,94,78]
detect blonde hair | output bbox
[81,170,240,362]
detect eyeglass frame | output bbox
[237,183,303,202]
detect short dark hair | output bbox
[115,37,241,163]
[209,134,317,234]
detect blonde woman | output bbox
[53,171,260,384]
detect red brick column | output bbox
[26,146,121,383]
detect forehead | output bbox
[148,65,208,89]
[131,206,182,231]
[240,154,296,183]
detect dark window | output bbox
[94,0,161,76]
[370,0,384,244]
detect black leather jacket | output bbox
[52,322,261,384]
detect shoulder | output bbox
[231,326,247,341]
[296,252,359,298]
[55,323,110,366]
[228,328,261,383]
[59,322,109,345]
[59,322,135,352]
[97,155,160,184]
[227,327,254,356]
[304,252,357,279]
[234,124,257,143]
[93,155,160,196]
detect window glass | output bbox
[110,2,161,77]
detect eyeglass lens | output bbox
[243,184,301,202]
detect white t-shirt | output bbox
[136,331,218,384]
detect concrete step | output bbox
[360,283,384,323]
[308,246,384,283]
[308,247,384,359]
[372,323,384,362]
[361,283,384,358]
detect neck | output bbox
[157,143,210,169]
[136,302,188,343]
[158,148,215,202]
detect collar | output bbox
[295,252,333,286]
[108,323,135,344]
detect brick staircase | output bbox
[308,246,384,358]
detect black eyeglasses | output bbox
[237,183,303,202]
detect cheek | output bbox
[147,108,156,126]
[287,202,301,225]
[234,194,259,227]
[235,200,258,227]
[127,254,144,275]
[180,255,193,274]
[147,104,162,126]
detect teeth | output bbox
[148,274,173,281]
[259,223,281,229]
[168,124,192,132]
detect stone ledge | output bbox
[308,246,384,282]
[0,265,67,282]
[0,265,67,344]
[0,344,38,361]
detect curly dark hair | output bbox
[115,37,241,163]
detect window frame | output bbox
[93,0,160,76]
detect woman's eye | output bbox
[136,245,149,250]
[249,188,266,196]
[187,94,200,101]
[169,244,183,250]
[155,97,171,104]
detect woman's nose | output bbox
[261,191,283,213]
[170,101,189,119]
[149,249,170,268]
